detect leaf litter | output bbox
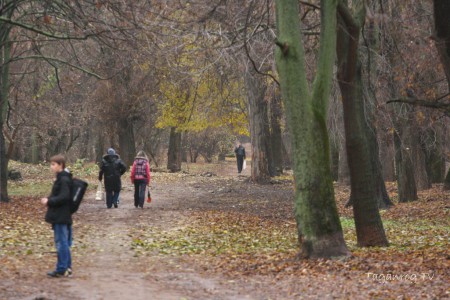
[0,161,449,299]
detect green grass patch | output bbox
[131,213,297,256]
[131,213,449,257]
[340,216,449,252]
[9,181,53,197]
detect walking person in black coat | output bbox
[234,144,246,174]
[41,155,73,278]
[98,148,127,208]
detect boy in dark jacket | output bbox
[99,148,127,208]
[41,155,73,278]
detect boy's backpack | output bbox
[70,178,88,214]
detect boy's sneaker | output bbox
[47,269,71,278]
[67,268,73,277]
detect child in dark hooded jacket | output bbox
[99,148,127,208]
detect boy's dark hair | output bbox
[50,154,66,169]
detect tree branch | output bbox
[387,98,450,116]
[337,2,358,29]
[8,55,106,80]
[0,16,96,40]
[243,1,280,85]
[299,1,321,10]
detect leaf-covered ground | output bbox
[0,160,449,299]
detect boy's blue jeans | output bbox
[106,190,120,208]
[53,223,72,273]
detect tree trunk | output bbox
[393,126,418,202]
[336,2,388,246]
[338,143,350,185]
[433,0,450,88]
[379,134,396,182]
[181,132,188,163]
[31,130,40,164]
[118,118,136,167]
[270,91,284,175]
[0,33,10,202]
[368,115,393,209]
[424,129,445,183]
[444,168,450,190]
[245,68,271,183]
[426,147,445,183]
[95,131,105,164]
[0,131,8,202]
[167,127,182,172]
[275,0,349,258]
[410,128,431,191]
[329,138,339,182]
[79,124,91,160]
[432,0,450,191]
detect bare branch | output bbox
[9,55,106,80]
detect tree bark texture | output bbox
[379,133,396,182]
[433,0,450,87]
[424,129,445,183]
[270,91,284,175]
[444,168,450,190]
[393,114,418,202]
[338,143,351,185]
[275,0,349,258]
[329,139,339,182]
[167,127,182,172]
[0,32,10,202]
[0,131,8,202]
[336,2,388,246]
[245,69,271,183]
[118,118,136,167]
[410,128,431,191]
[95,131,105,164]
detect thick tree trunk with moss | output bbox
[245,69,271,183]
[275,0,349,258]
[167,127,182,172]
[336,2,388,247]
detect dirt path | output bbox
[4,161,446,299]
[22,163,256,300]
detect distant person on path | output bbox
[99,148,127,208]
[234,144,246,174]
[130,150,151,208]
[41,155,73,278]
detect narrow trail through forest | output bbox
[2,161,448,300]
[28,163,257,300]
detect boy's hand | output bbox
[41,198,48,205]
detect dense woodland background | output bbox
[0,0,449,254]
